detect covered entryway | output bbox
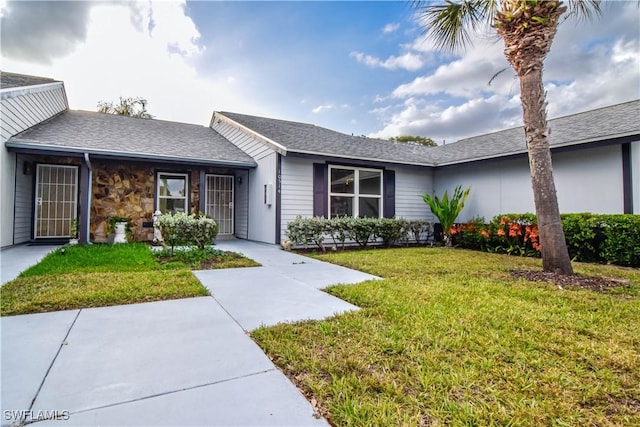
[34,164,78,239]
[205,175,234,235]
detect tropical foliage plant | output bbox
[422,185,471,246]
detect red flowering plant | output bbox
[451,214,541,256]
[488,214,540,256]
[450,216,491,251]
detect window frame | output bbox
[156,172,190,214]
[328,165,383,218]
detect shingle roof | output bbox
[219,100,639,167]
[428,99,640,165]
[217,112,437,166]
[0,71,59,89]
[6,110,256,167]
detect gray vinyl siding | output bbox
[1,83,67,246]
[212,118,278,243]
[13,155,33,244]
[280,157,314,242]
[247,153,277,243]
[632,140,640,214]
[234,169,249,239]
[434,144,627,222]
[212,120,275,161]
[279,159,435,243]
[0,85,67,139]
[394,165,434,221]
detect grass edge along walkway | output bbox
[252,247,640,427]
[1,243,258,316]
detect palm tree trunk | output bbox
[520,69,573,275]
[495,0,573,275]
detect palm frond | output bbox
[564,0,602,22]
[413,0,498,52]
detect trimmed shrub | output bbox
[286,217,431,250]
[451,213,640,267]
[348,217,379,248]
[157,212,218,253]
[599,215,640,267]
[286,216,326,251]
[376,218,409,248]
[407,220,433,245]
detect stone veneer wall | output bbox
[91,162,201,242]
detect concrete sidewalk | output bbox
[1,244,60,284]
[1,240,379,426]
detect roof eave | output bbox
[434,130,640,166]
[212,112,289,155]
[5,140,257,168]
[0,81,65,100]
[287,148,436,167]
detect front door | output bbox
[34,164,79,238]
[205,175,234,235]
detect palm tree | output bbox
[414,0,601,275]
[97,96,153,118]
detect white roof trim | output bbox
[435,130,640,166]
[212,112,288,155]
[288,148,434,167]
[5,140,258,168]
[0,81,65,100]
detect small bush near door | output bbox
[157,212,219,253]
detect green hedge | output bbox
[451,213,640,267]
[285,216,432,251]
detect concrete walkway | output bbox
[1,244,60,284]
[1,240,379,426]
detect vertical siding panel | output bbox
[212,121,275,161]
[280,157,315,242]
[234,170,249,239]
[394,165,434,222]
[211,118,277,241]
[1,83,68,246]
[13,155,33,244]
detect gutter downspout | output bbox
[82,153,92,244]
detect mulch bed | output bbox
[511,270,631,293]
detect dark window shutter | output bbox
[383,170,395,218]
[313,163,328,217]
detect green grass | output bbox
[1,243,257,316]
[153,247,260,270]
[18,243,160,276]
[252,248,640,426]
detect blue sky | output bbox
[1,1,638,143]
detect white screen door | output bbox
[205,175,234,235]
[34,164,78,238]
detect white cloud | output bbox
[312,103,349,114]
[312,104,334,113]
[0,1,254,126]
[383,22,400,34]
[369,95,521,142]
[350,50,425,71]
[371,2,639,143]
[392,39,510,99]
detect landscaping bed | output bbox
[0,243,258,316]
[252,247,640,426]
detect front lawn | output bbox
[252,248,640,426]
[1,243,257,316]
